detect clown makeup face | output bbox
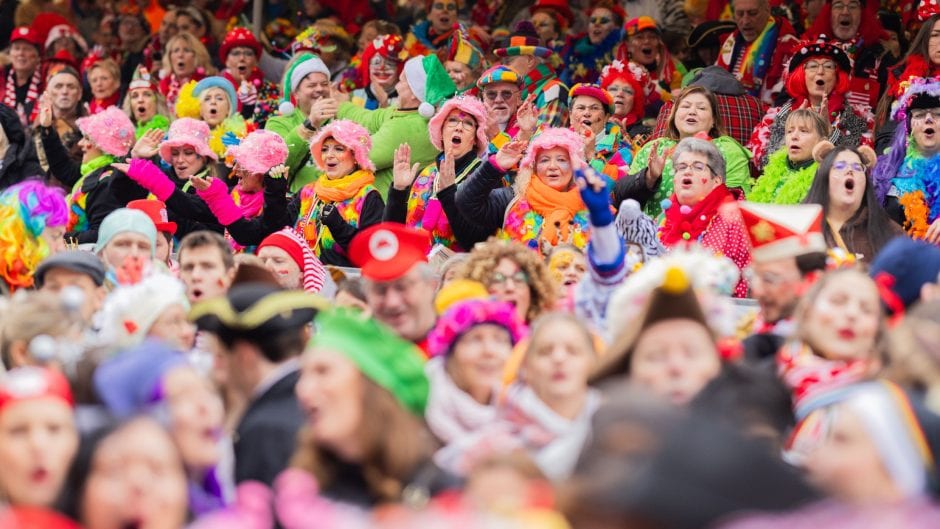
[88,66,120,101]
[199,87,231,127]
[674,92,714,138]
[628,30,660,66]
[481,81,521,127]
[673,150,720,206]
[168,42,197,78]
[128,88,158,123]
[258,245,302,290]
[0,397,78,507]
[804,58,838,104]
[369,55,399,91]
[531,11,558,43]
[570,95,608,136]
[911,107,940,156]
[234,165,264,193]
[524,318,595,409]
[548,247,587,292]
[447,323,514,404]
[801,271,881,362]
[225,46,257,83]
[441,109,477,158]
[429,1,458,34]
[606,80,636,118]
[320,138,357,179]
[170,146,205,179]
[149,304,197,351]
[805,404,904,504]
[535,146,574,191]
[630,319,721,406]
[486,258,532,322]
[827,150,866,214]
[785,115,824,163]
[9,41,39,74]
[588,7,618,45]
[830,0,861,41]
[79,419,188,529]
[163,366,224,472]
[733,0,770,43]
[444,60,476,92]
[48,73,82,114]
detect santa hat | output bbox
[738,203,828,263]
[403,54,458,118]
[128,65,158,92]
[257,228,330,295]
[278,53,331,115]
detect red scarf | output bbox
[660,184,734,245]
[89,92,121,114]
[3,66,41,125]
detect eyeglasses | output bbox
[482,89,518,102]
[432,2,458,12]
[832,161,864,172]
[228,49,256,58]
[488,271,529,287]
[573,104,605,113]
[444,116,476,130]
[831,1,860,12]
[590,16,612,25]
[910,108,940,121]
[675,161,712,173]
[804,61,837,72]
[369,56,399,70]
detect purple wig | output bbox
[872,122,909,204]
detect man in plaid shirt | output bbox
[651,66,765,147]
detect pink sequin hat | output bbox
[310,120,375,172]
[75,106,135,157]
[158,118,217,162]
[428,96,489,157]
[227,130,288,174]
[520,127,587,170]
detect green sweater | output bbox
[264,109,322,193]
[337,102,438,199]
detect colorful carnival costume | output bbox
[748,150,818,205]
[175,76,249,160]
[219,28,281,127]
[716,14,798,104]
[494,26,568,129]
[350,34,407,110]
[0,181,68,292]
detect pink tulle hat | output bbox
[158,118,218,162]
[75,106,135,157]
[428,95,489,157]
[310,119,375,172]
[520,127,587,169]
[227,130,288,174]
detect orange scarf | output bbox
[524,176,586,246]
[313,170,375,203]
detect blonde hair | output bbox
[460,238,557,323]
[785,108,831,139]
[121,86,170,126]
[86,58,121,85]
[0,292,78,369]
[162,33,215,77]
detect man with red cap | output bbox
[127,198,178,270]
[738,202,829,362]
[349,222,438,354]
[2,26,44,127]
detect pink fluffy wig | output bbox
[309,120,376,172]
[520,127,587,170]
[227,130,289,175]
[428,95,490,157]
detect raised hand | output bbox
[268,164,289,179]
[131,128,164,159]
[110,162,130,173]
[646,141,667,189]
[37,92,53,128]
[308,97,338,127]
[392,143,421,191]
[438,149,456,189]
[370,81,389,108]
[190,175,212,191]
[330,85,350,104]
[493,138,527,171]
[515,94,538,137]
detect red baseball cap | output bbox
[10,26,43,51]
[0,367,74,415]
[349,223,431,282]
[127,199,178,235]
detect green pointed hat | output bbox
[403,54,458,118]
[308,309,430,415]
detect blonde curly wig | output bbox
[459,237,557,323]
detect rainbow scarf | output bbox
[296,183,376,257]
[894,151,940,223]
[68,155,114,233]
[499,196,591,254]
[405,156,481,250]
[723,18,779,93]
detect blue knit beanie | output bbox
[94,208,157,257]
[193,76,239,117]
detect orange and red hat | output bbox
[349,223,432,282]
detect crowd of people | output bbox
[1,0,940,527]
